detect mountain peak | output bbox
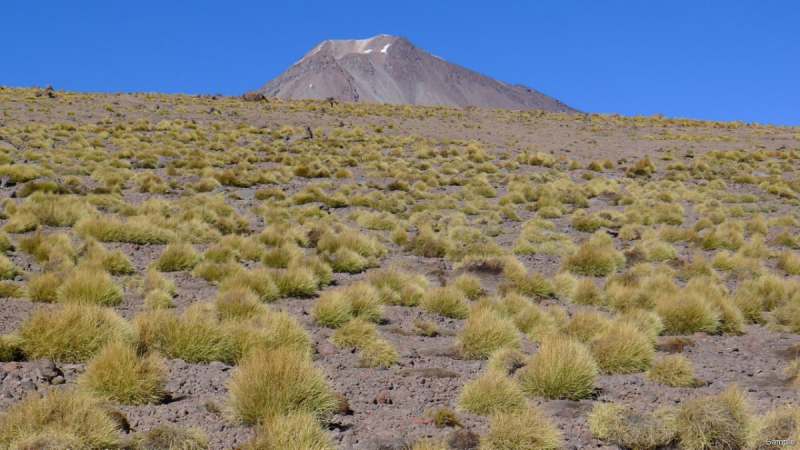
[261,36,578,113]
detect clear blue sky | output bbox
[4,1,799,125]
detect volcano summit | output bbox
[258,34,578,112]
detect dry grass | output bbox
[227,347,335,425]
[80,341,166,405]
[456,307,521,360]
[645,354,699,387]
[588,320,654,374]
[562,233,624,277]
[0,388,124,449]
[331,318,378,349]
[134,306,236,364]
[748,405,800,450]
[57,267,123,306]
[128,424,208,450]
[588,402,678,450]
[359,338,399,368]
[517,334,597,400]
[237,412,335,450]
[17,304,134,363]
[421,286,470,319]
[479,406,562,450]
[457,370,526,415]
[155,242,201,271]
[656,290,721,335]
[675,386,750,450]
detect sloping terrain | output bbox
[259,34,579,112]
[0,87,799,449]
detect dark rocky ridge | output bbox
[259,34,579,112]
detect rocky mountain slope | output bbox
[258,34,579,112]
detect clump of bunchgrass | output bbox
[155,242,201,272]
[457,370,526,415]
[57,266,123,306]
[645,354,699,387]
[80,341,166,405]
[358,337,399,368]
[421,286,470,319]
[516,334,597,400]
[562,232,624,277]
[0,389,125,450]
[675,386,750,450]
[480,406,562,450]
[588,402,678,450]
[227,347,336,425]
[128,424,208,450]
[17,304,134,362]
[236,412,335,450]
[456,306,520,360]
[134,306,236,364]
[588,320,654,374]
[365,265,429,306]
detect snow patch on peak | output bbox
[364,49,373,54]
[381,43,392,54]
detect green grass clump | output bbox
[421,286,470,319]
[456,307,520,360]
[645,354,698,387]
[237,412,335,450]
[562,233,624,277]
[128,424,208,450]
[79,238,133,275]
[562,309,611,344]
[656,291,720,335]
[219,268,279,303]
[486,347,527,375]
[676,387,750,450]
[358,337,399,368]
[312,290,353,329]
[748,406,800,450]
[589,320,654,374]
[588,402,678,450]
[480,406,562,450]
[134,306,236,364]
[155,242,201,271]
[457,371,526,415]
[331,318,378,348]
[0,333,23,362]
[229,308,313,358]
[273,263,318,298]
[17,304,133,363]
[517,334,597,400]
[0,389,124,450]
[57,267,123,306]
[214,288,263,321]
[227,347,336,425]
[80,341,166,405]
[452,273,485,300]
[366,265,428,306]
[76,215,174,244]
[27,271,63,303]
[0,254,16,280]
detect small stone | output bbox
[18,380,36,391]
[37,358,61,381]
[375,391,392,405]
[209,361,230,371]
[410,415,435,426]
[317,343,338,357]
[166,379,184,393]
[2,362,20,372]
[50,376,65,385]
[243,90,266,102]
